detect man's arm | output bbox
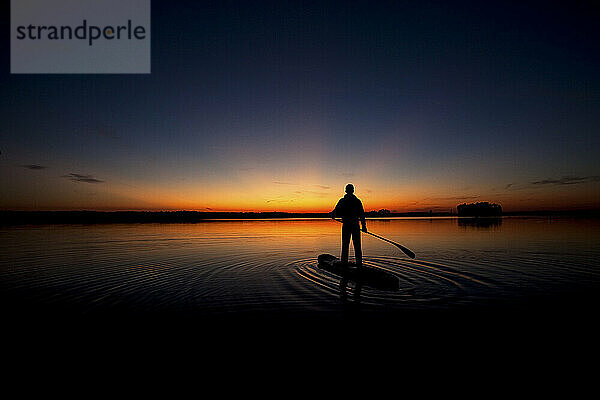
[331,199,342,219]
[359,201,367,232]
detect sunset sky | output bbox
[1,1,599,212]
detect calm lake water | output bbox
[1,217,599,325]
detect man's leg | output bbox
[352,226,362,267]
[341,225,351,264]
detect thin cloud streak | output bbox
[62,173,104,184]
[22,164,46,170]
[531,176,600,186]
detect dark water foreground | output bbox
[1,217,599,366]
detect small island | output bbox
[457,202,502,217]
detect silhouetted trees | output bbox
[456,202,502,217]
[365,209,392,217]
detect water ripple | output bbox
[1,220,599,316]
[293,256,495,308]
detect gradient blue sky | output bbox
[1,0,599,211]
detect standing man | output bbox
[331,184,367,268]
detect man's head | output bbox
[345,183,354,194]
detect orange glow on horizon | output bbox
[2,166,598,212]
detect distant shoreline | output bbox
[1,210,599,225]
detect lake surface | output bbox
[1,217,599,326]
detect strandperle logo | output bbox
[15,19,147,47]
[11,0,150,74]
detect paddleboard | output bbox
[317,254,399,291]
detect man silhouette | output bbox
[331,184,367,268]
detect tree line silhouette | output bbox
[456,202,502,217]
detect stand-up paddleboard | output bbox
[317,254,399,291]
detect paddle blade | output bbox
[366,231,416,259]
[396,244,416,259]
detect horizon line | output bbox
[2,208,600,215]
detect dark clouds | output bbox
[503,176,600,191]
[62,173,104,184]
[22,164,46,170]
[531,176,600,186]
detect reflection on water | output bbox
[0,217,599,319]
[339,275,363,303]
[457,217,503,228]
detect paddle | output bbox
[332,218,416,259]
